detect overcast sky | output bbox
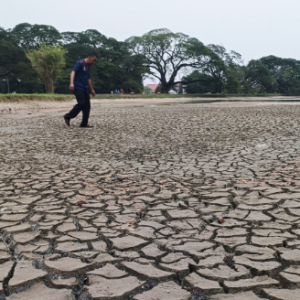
[2,0,299,71]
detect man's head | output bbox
[85,53,98,65]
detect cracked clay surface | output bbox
[1,101,300,299]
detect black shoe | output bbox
[64,116,70,126]
[80,125,94,128]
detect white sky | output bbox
[2,0,299,83]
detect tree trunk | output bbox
[44,78,54,93]
[162,83,172,94]
[160,74,170,94]
[161,74,178,94]
[161,82,171,94]
[162,86,169,94]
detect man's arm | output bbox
[69,71,76,91]
[88,79,96,97]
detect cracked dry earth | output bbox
[2,102,300,300]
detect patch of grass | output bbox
[0,93,287,103]
[92,93,283,99]
[0,94,73,103]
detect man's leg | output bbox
[80,92,91,127]
[64,90,86,123]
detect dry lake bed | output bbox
[1,99,300,299]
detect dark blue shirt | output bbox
[73,59,90,93]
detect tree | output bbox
[143,86,153,94]
[244,60,277,93]
[225,69,241,94]
[0,27,44,93]
[27,44,67,93]
[182,45,242,94]
[2,22,300,95]
[11,23,62,49]
[126,29,216,94]
[0,40,44,93]
[204,45,242,93]
[56,32,145,94]
[260,56,300,95]
[92,38,145,94]
[241,56,300,95]
[62,30,106,48]
[0,40,24,78]
[0,27,10,41]
[183,71,217,94]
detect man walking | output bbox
[64,53,98,128]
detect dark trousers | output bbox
[65,90,90,127]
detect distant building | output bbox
[147,84,159,93]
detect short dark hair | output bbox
[88,52,98,58]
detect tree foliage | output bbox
[56,31,145,94]
[0,23,300,95]
[11,23,62,48]
[27,44,67,93]
[260,56,300,95]
[0,40,25,78]
[0,24,146,94]
[127,29,218,93]
[238,56,300,95]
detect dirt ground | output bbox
[1,96,300,115]
[1,99,300,299]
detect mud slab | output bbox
[1,100,300,299]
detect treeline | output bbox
[0,23,145,94]
[183,54,300,95]
[0,24,300,95]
